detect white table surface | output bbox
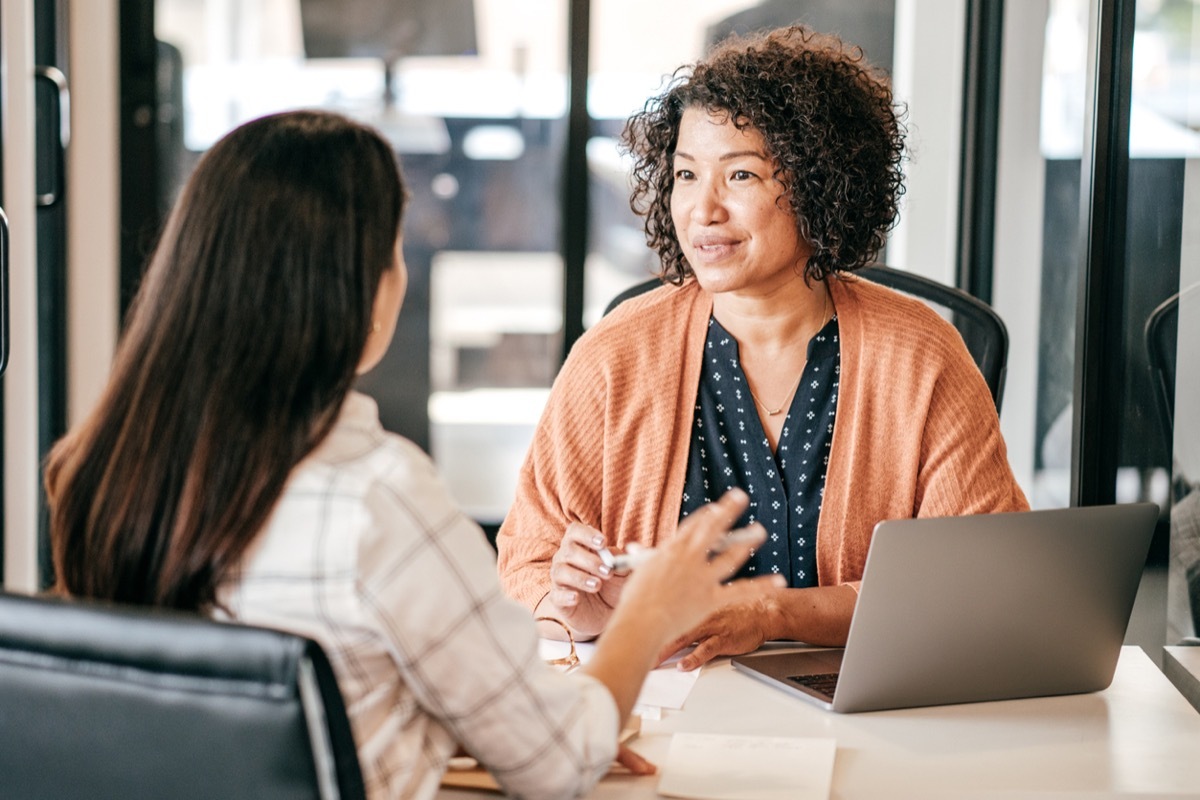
[439,646,1200,799]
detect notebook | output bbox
[731,503,1159,713]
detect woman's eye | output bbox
[732,170,755,181]
[674,169,695,181]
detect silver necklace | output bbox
[746,289,831,417]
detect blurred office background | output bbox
[2,0,1198,647]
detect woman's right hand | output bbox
[539,522,629,640]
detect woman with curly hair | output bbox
[497,25,1027,670]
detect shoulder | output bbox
[300,394,465,533]
[832,272,974,362]
[602,278,700,318]
[313,417,498,605]
[834,272,960,335]
[553,280,706,390]
[307,395,436,484]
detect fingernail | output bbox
[598,564,612,577]
[772,575,787,587]
[584,577,599,590]
[563,592,578,606]
[592,535,605,548]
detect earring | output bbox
[370,321,382,334]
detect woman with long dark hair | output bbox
[46,109,776,799]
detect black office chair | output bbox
[0,591,365,800]
[1144,292,1178,439]
[604,265,1010,412]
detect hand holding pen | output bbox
[534,489,768,642]
[537,521,633,641]
[597,526,765,573]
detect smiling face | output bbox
[669,106,811,297]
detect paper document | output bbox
[657,733,836,800]
[635,663,701,711]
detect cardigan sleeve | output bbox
[496,284,704,613]
[496,339,610,612]
[913,334,1029,519]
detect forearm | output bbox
[581,601,675,723]
[764,584,858,646]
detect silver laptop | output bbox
[731,503,1158,713]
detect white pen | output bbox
[597,526,764,573]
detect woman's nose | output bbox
[690,180,727,224]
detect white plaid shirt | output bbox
[218,392,618,799]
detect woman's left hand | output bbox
[656,595,781,671]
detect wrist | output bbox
[756,587,787,641]
[606,594,675,653]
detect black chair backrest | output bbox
[604,266,1010,412]
[0,591,365,800]
[1144,292,1179,437]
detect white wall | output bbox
[2,0,40,592]
[992,0,1050,495]
[888,0,966,286]
[67,0,121,425]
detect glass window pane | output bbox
[1128,0,1200,644]
[155,0,566,526]
[993,0,1090,509]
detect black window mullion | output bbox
[119,0,161,321]
[560,0,589,361]
[1071,0,1136,507]
[34,0,68,590]
[956,0,1005,303]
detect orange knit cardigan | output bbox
[496,276,1029,612]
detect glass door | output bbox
[992,0,1199,651]
[1134,0,1200,645]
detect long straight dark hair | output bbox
[46,110,406,611]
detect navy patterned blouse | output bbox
[680,314,841,587]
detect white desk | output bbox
[439,646,1200,799]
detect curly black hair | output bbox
[621,25,907,283]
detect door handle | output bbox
[0,206,9,377]
[35,65,70,209]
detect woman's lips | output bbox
[689,235,740,262]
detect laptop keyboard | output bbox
[787,671,839,699]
